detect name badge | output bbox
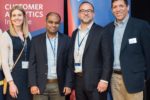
[22,61,29,69]
[74,63,82,73]
[74,52,81,63]
[128,38,137,44]
[50,66,56,74]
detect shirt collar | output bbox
[78,21,94,31]
[114,14,129,26]
[46,32,58,39]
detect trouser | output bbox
[111,73,143,100]
[75,74,107,100]
[33,81,65,100]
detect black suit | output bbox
[67,23,113,100]
[106,17,150,93]
[28,32,70,95]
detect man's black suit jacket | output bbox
[28,32,70,95]
[105,17,150,93]
[67,23,113,91]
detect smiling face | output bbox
[78,3,95,25]
[10,9,24,27]
[112,0,129,22]
[46,14,60,34]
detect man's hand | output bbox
[30,86,40,95]
[63,87,71,95]
[97,81,108,93]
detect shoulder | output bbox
[104,21,114,29]
[0,31,12,48]
[128,17,150,30]
[27,32,32,40]
[58,32,70,39]
[92,23,104,31]
[30,33,46,46]
[102,22,114,33]
[129,17,149,26]
[1,31,11,42]
[71,29,78,37]
[31,32,46,42]
[58,33,71,45]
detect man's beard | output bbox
[81,19,93,24]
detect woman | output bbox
[0,29,5,100]
[1,6,32,100]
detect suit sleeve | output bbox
[100,28,113,82]
[1,32,13,82]
[140,21,150,80]
[28,39,37,87]
[65,32,76,88]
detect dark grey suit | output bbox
[67,23,113,100]
[28,32,70,95]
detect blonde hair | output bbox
[9,5,29,38]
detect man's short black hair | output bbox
[111,0,128,7]
[79,1,94,12]
[46,12,61,23]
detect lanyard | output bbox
[21,39,28,61]
[78,31,89,50]
[24,39,28,61]
[48,38,56,59]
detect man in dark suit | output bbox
[28,12,71,100]
[105,0,150,100]
[67,1,113,100]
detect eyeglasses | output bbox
[79,9,94,13]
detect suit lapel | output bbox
[57,33,63,60]
[120,18,132,52]
[110,24,115,37]
[71,29,78,55]
[83,23,96,55]
[41,33,48,62]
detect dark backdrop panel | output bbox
[131,0,150,23]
